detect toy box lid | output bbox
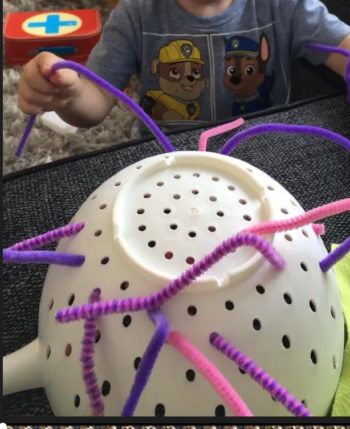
[4,9,101,41]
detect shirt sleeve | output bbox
[290,0,350,64]
[85,0,141,89]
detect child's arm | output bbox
[324,34,350,78]
[18,52,116,128]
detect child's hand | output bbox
[18,52,82,115]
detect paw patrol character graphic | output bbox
[143,40,207,121]
[224,34,274,115]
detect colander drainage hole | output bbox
[188,231,196,238]
[48,299,54,310]
[99,203,107,210]
[95,330,101,343]
[302,229,309,238]
[120,281,129,291]
[173,194,181,200]
[114,181,121,187]
[212,176,220,182]
[267,185,275,191]
[330,306,336,319]
[216,211,224,217]
[137,208,145,214]
[238,367,246,375]
[101,380,111,396]
[46,345,51,359]
[256,285,265,294]
[284,233,293,242]
[163,208,171,214]
[281,208,289,215]
[143,193,151,199]
[193,173,200,177]
[148,241,157,248]
[209,196,217,202]
[74,394,80,408]
[300,262,308,272]
[310,349,318,365]
[208,226,216,232]
[253,318,261,330]
[65,343,72,357]
[170,224,178,230]
[225,300,234,310]
[94,230,102,237]
[301,399,308,407]
[243,214,252,222]
[186,369,196,381]
[165,251,173,260]
[309,300,317,312]
[186,256,195,265]
[138,225,147,232]
[155,403,166,416]
[156,181,164,187]
[215,404,225,416]
[228,185,235,191]
[282,335,291,349]
[333,355,337,369]
[123,315,132,327]
[68,294,75,306]
[134,356,141,370]
[187,305,197,316]
[174,174,181,179]
[239,198,247,205]
[192,189,199,195]
[101,257,109,265]
[283,293,293,305]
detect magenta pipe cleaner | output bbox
[56,232,284,323]
[3,248,85,267]
[80,288,104,416]
[219,124,350,156]
[210,332,311,417]
[319,236,350,272]
[9,223,85,251]
[16,61,175,156]
[121,310,169,416]
[306,43,350,103]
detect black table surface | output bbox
[3,94,350,417]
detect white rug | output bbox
[3,0,139,175]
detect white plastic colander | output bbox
[4,150,345,417]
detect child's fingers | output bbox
[36,51,79,89]
[18,97,43,115]
[20,85,54,106]
[48,69,79,89]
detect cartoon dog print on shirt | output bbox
[223,34,274,116]
[143,40,207,121]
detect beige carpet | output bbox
[3,0,139,175]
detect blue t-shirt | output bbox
[86,0,350,127]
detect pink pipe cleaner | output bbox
[168,331,252,416]
[9,223,85,251]
[80,288,104,416]
[247,199,350,235]
[210,332,311,417]
[56,232,284,323]
[312,223,325,235]
[198,118,244,151]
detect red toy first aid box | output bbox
[4,9,101,66]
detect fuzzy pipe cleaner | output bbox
[16,61,176,156]
[56,232,284,323]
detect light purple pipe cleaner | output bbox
[16,61,176,156]
[80,288,104,416]
[319,236,350,272]
[56,231,285,323]
[210,332,311,417]
[9,223,85,251]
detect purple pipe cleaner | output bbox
[319,236,350,272]
[209,332,311,417]
[306,43,350,103]
[9,223,85,251]
[56,232,285,323]
[219,124,350,156]
[16,61,175,157]
[3,249,85,267]
[121,310,169,416]
[80,288,104,416]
